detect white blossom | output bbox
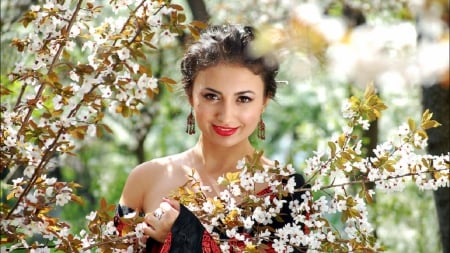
[86,211,97,221]
[236,158,246,169]
[202,200,215,214]
[56,191,71,206]
[137,74,158,90]
[24,166,36,178]
[242,216,254,230]
[117,47,130,61]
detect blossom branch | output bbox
[6,0,85,220]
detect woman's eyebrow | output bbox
[203,87,255,96]
[204,87,221,94]
[235,90,255,96]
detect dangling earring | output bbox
[257,116,265,140]
[186,108,195,135]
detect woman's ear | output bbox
[262,97,270,112]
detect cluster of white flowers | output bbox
[3,0,180,162]
[1,173,82,251]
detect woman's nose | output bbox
[216,102,234,123]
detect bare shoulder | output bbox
[133,147,188,170]
[127,151,193,188]
[120,150,193,212]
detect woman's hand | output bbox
[143,198,180,243]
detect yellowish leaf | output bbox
[408,118,416,132]
[416,129,428,140]
[178,13,186,23]
[348,207,362,219]
[100,197,107,209]
[225,172,240,184]
[159,76,177,84]
[365,191,373,204]
[190,20,208,29]
[48,71,59,83]
[338,133,346,148]
[341,151,352,161]
[422,109,433,122]
[0,85,13,96]
[170,4,184,10]
[138,64,152,76]
[6,191,15,200]
[421,120,441,130]
[384,164,395,172]
[364,81,375,99]
[76,64,95,74]
[188,25,201,40]
[328,141,336,158]
[71,194,85,205]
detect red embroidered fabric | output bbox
[201,231,222,253]
[158,232,171,253]
[157,231,220,253]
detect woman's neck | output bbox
[191,135,255,177]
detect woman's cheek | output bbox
[241,111,260,128]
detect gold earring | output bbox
[186,109,195,135]
[257,116,265,140]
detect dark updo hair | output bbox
[181,24,279,99]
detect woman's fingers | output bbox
[161,197,180,211]
[143,215,167,242]
[159,203,179,223]
[143,199,180,243]
[144,212,159,228]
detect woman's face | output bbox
[191,64,268,147]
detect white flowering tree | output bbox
[1,0,449,252]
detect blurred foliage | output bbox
[373,183,440,253]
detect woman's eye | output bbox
[204,93,219,101]
[237,96,252,103]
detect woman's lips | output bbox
[212,125,238,136]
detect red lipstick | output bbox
[213,125,238,136]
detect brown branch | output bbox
[6,0,85,220]
[6,233,140,252]
[17,0,84,135]
[313,167,449,192]
[81,232,140,251]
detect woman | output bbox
[115,24,307,252]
